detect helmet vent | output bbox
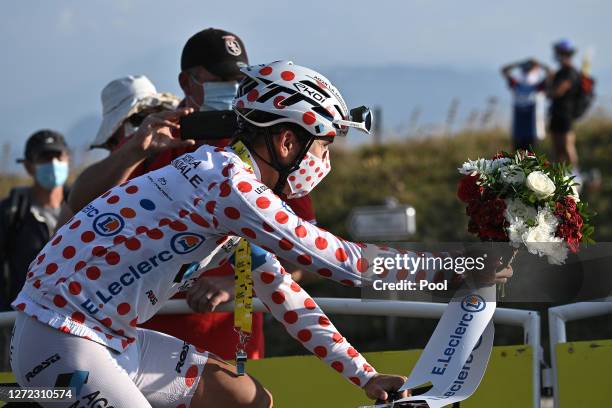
[299,80,331,98]
[312,106,334,121]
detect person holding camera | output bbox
[501,58,551,151]
[91,75,180,151]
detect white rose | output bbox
[522,224,554,259]
[523,224,554,247]
[521,213,568,265]
[545,241,569,265]
[504,199,537,224]
[500,165,526,185]
[526,171,556,199]
[536,207,559,234]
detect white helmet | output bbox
[232,60,372,138]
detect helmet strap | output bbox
[242,128,314,196]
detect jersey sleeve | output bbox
[213,171,455,288]
[284,194,316,224]
[249,245,377,387]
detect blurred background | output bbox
[1,1,612,403]
[2,0,612,172]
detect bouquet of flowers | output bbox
[457,151,594,265]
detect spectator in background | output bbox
[0,130,69,369]
[501,58,551,151]
[54,75,180,218]
[548,39,580,172]
[90,75,180,151]
[1,130,70,309]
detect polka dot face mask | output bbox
[286,149,331,199]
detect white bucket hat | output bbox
[92,75,179,148]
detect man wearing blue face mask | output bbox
[178,28,248,113]
[0,130,70,311]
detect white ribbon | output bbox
[394,321,494,407]
[361,285,496,408]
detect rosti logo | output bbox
[93,213,124,236]
[461,294,486,313]
[171,233,205,254]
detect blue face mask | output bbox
[190,77,238,111]
[35,159,69,190]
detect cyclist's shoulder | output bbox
[170,143,243,169]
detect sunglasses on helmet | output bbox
[332,106,373,135]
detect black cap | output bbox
[17,129,69,163]
[181,28,249,78]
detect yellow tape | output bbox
[231,140,255,334]
[234,239,253,333]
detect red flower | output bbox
[557,224,573,239]
[457,175,482,203]
[563,196,577,213]
[465,196,508,242]
[570,213,584,229]
[468,219,479,234]
[555,195,585,252]
[567,236,580,253]
[466,200,481,217]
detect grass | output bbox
[312,117,612,242]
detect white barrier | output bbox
[0,298,541,407]
[548,300,612,407]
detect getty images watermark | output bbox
[370,252,488,292]
[361,242,612,303]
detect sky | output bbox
[1,0,611,167]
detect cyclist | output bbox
[9,61,509,407]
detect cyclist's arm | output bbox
[249,245,376,387]
[217,172,452,287]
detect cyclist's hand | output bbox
[494,264,513,284]
[364,374,409,401]
[187,275,235,312]
[126,107,196,159]
[464,248,516,286]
